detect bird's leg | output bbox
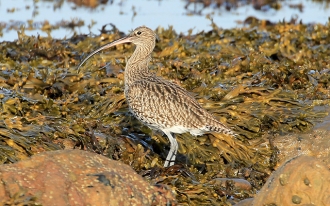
[169,134,178,166]
[163,131,178,167]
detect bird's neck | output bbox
[124,46,153,87]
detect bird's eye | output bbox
[136,31,142,35]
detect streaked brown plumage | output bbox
[77,26,236,167]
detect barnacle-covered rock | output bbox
[251,155,330,205]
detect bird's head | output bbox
[127,26,157,46]
[77,26,156,72]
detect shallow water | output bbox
[0,0,329,41]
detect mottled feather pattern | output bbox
[125,75,235,136]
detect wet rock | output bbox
[209,178,252,191]
[273,127,330,168]
[0,149,176,205]
[241,155,330,206]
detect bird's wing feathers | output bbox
[126,77,214,130]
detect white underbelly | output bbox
[162,125,206,136]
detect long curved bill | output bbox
[77,35,133,72]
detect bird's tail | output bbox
[205,117,237,137]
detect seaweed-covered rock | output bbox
[0,19,329,205]
[0,149,176,205]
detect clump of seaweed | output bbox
[0,18,329,204]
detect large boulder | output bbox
[0,149,175,205]
[236,155,330,205]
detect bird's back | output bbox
[125,75,235,136]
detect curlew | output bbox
[77,26,236,167]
